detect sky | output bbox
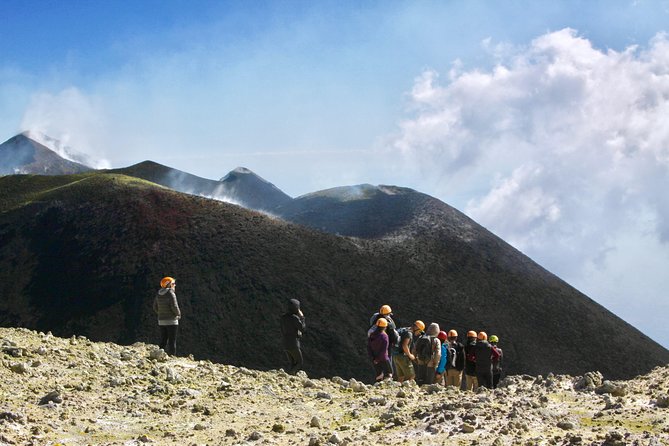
[2,0,669,349]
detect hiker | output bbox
[367,318,392,382]
[464,330,478,391]
[474,331,497,389]
[392,320,424,383]
[435,330,450,385]
[413,322,441,385]
[490,335,504,388]
[153,276,181,356]
[446,329,464,388]
[280,299,306,375]
[369,305,399,353]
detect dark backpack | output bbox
[415,335,434,362]
[391,327,410,355]
[446,344,457,369]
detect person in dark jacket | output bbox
[490,334,504,388]
[367,318,392,382]
[153,276,181,356]
[474,331,497,389]
[280,299,306,374]
[446,329,464,388]
[464,330,478,391]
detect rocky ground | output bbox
[1,328,668,446]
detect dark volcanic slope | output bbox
[0,174,667,381]
[0,134,92,175]
[219,167,292,210]
[110,162,291,211]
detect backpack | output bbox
[415,335,435,362]
[446,344,457,369]
[391,327,410,355]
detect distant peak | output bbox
[232,167,253,174]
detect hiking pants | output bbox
[416,364,436,385]
[285,347,303,375]
[446,368,462,387]
[159,325,178,356]
[373,359,392,382]
[393,355,415,382]
[465,374,478,391]
[477,371,493,389]
[493,371,502,388]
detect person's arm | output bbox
[169,290,181,319]
[432,339,441,366]
[402,337,415,361]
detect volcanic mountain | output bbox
[1,173,667,381]
[0,133,92,175]
[109,162,291,210]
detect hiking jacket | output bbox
[492,346,503,372]
[464,339,477,375]
[367,329,389,363]
[153,288,181,325]
[280,299,306,349]
[474,340,494,373]
[436,343,448,374]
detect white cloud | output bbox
[391,28,669,340]
[20,87,111,168]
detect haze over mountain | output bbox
[1,172,667,382]
[0,133,92,175]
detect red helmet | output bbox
[437,331,448,342]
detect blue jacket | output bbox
[436,343,449,374]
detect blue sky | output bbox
[2,1,669,349]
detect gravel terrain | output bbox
[1,327,668,446]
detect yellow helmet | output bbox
[489,335,499,343]
[379,305,392,315]
[413,320,425,331]
[160,277,175,288]
[376,317,388,328]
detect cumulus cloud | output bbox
[391,28,669,324]
[19,87,111,168]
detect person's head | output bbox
[448,329,458,342]
[287,299,301,314]
[412,320,425,335]
[477,331,488,342]
[489,335,499,344]
[467,330,477,340]
[160,276,175,289]
[379,305,392,316]
[427,323,440,337]
[437,331,448,343]
[376,317,388,331]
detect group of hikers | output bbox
[153,278,502,390]
[367,305,504,390]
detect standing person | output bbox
[464,330,478,391]
[367,318,392,382]
[474,331,495,389]
[490,335,504,388]
[413,322,442,385]
[393,320,424,383]
[435,331,449,385]
[153,276,181,356]
[369,305,399,357]
[446,329,464,388]
[280,299,306,375]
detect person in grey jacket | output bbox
[153,276,181,355]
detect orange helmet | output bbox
[379,305,392,315]
[478,331,488,341]
[413,320,426,331]
[160,277,175,288]
[448,329,458,338]
[376,317,388,328]
[467,330,477,338]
